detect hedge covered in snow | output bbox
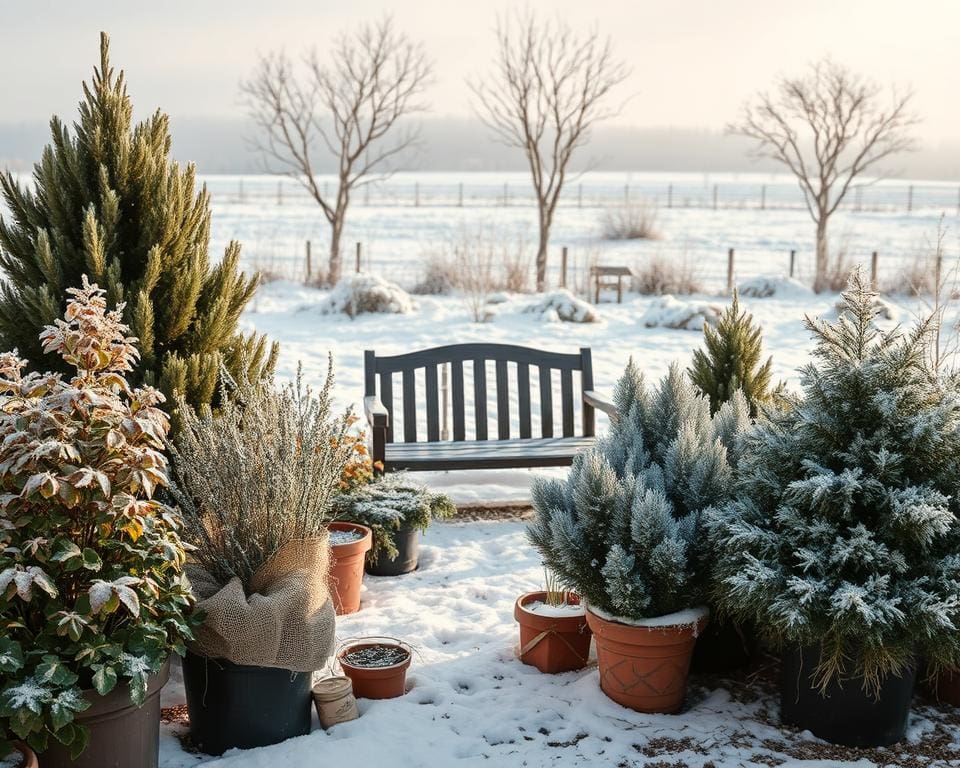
[641,295,723,330]
[525,289,600,323]
[321,273,418,316]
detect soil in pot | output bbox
[780,645,916,747]
[366,521,420,577]
[328,522,373,614]
[1,745,37,768]
[339,642,411,699]
[514,591,591,674]
[585,606,707,714]
[41,659,169,768]
[690,617,757,674]
[182,651,312,755]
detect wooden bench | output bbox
[364,344,615,472]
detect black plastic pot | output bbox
[366,522,420,576]
[183,651,312,755]
[691,618,756,674]
[780,645,916,747]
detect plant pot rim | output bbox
[514,591,588,631]
[328,521,373,555]
[338,640,412,673]
[11,743,38,768]
[78,656,171,718]
[516,590,583,611]
[585,603,709,631]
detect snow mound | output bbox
[833,294,900,321]
[738,274,813,299]
[642,295,723,330]
[486,292,511,305]
[321,273,417,316]
[525,289,599,323]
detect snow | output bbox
[329,530,364,546]
[586,603,710,629]
[738,274,814,299]
[320,273,417,316]
[641,294,724,330]
[524,289,600,323]
[521,600,586,618]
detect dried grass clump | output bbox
[600,199,661,241]
[168,361,356,590]
[632,255,702,295]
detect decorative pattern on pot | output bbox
[338,637,412,699]
[514,591,591,674]
[329,522,373,614]
[585,606,707,714]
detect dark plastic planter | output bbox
[183,651,312,755]
[366,522,420,576]
[41,659,169,768]
[690,618,756,674]
[781,645,916,747]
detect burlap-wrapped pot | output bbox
[186,536,335,670]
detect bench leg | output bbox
[370,425,386,475]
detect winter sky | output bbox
[1,0,958,143]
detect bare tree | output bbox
[241,18,432,284]
[730,58,918,293]
[470,12,629,291]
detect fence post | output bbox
[789,249,796,278]
[667,184,673,209]
[458,182,463,208]
[356,242,362,273]
[871,251,878,288]
[760,184,766,210]
[577,183,583,208]
[305,240,312,283]
[560,246,568,288]
[727,248,735,294]
[713,185,718,211]
[907,185,914,213]
[414,182,420,207]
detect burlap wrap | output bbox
[186,536,336,672]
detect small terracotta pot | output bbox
[585,606,707,714]
[514,591,591,674]
[328,522,373,614]
[339,641,411,699]
[928,667,960,706]
[11,743,38,768]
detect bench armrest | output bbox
[583,390,617,419]
[364,395,389,429]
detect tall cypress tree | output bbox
[0,33,276,413]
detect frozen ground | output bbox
[157,521,960,768]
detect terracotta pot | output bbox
[10,744,38,768]
[41,658,170,768]
[339,641,411,699]
[328,522,373,614]
[929,667,960,706]
[514,591,591,674]
[585,606,706,714]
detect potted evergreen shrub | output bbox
[330,474,456,576]
[167,362,356,755]
[529,362,749,713]
[514,570,591,674]
[707,273,960,747]
[0,280,196,767]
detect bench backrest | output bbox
[364,344,596,443]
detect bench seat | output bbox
[384,436,596,471]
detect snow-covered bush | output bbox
[738,274,813,299]
[525,289,599,323]
[528,362,749,620]
[321,273,417,316]
[331,474,455,561]
[642,295,723,330]
[707,273,960,691]
[0,279,196,757]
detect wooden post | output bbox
[713,185,718,210]
[594,269,601,304]
[871,251,878,288]
[560,246,568,288]
[616,275,623,304]
[667,184,673,209]
[356,242,362,273]
[760,184,766,210]
[305,240,312,282]
[577,183,583,208]
[458,182,463,207]
[414,182,420,207]
[907,184,914,213]
[789,249,796,278]
[727,248,735,294]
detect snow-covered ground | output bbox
[157,521,960,767]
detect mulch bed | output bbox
[448,501,533,522]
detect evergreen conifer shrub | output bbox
[0,33,276,417]
[707,272,960,690]
[528,362,749,620]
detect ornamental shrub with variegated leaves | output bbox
[0,277,196,758]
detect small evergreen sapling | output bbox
[528,362,749,620]
[689,291,774,416]
[707,272,960,691]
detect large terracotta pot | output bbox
[41,659,170,768]
[514,591,591,674]
[328,522,373,614]
[585,606,707,714]
[10,744,38,768]
[339,641,411,699]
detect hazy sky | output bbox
[1,0,957,144]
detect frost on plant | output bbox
[707,272,960,690]
[528,361,749,620]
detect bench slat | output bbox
[517,363,531,439]
[474,359,488,440]
[539,366,553,438]
[425,363,440,442]
[496,359,509,440]
[452,360,465,441]
[403,369,416,443]
[384,436,594,471]
[380,372,394,443]
[561,368,574,437]
[373,343,582,373]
